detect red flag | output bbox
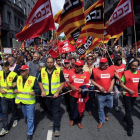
[16,0,55,41]
[59,40,75,54]
[49,45,59,58]
[106,0,134,36]
[76,37,86,48]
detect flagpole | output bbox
[122,33,124,48]
[134,24,137,58]
[55,32,61,59]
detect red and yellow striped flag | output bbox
[54,9,62,24]
[79,0,104,39]
[65,0,104,42]
[20,41,25,50]
[56,0,86,36]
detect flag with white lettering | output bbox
[77,37,101,56]
[64,0,104,42]
[79,0,104,39]
[78,37,102,58]
[49,45,59,58]
[56,0,86,37]
[106,0,134,36]
[59,40,75,53]
[16,0,55,41]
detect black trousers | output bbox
[63,87,71,113]
[70,96,82,123]
[123,95,137,131]
[1,98,18,130]
[43,96,61,131]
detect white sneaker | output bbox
[54,130,60,137]
[0,128,9,136]
[12,120,18,127]
[49,122,53,127]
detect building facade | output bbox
[84,0,140,46]
[0,0,51,48]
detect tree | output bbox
[62,36,66,40]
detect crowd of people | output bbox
[0,44,140,140]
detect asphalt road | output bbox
[0,96,140,140]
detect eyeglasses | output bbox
[87,59,93,60]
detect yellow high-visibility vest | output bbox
[15,76,36,104]
[41,67,61,95]
[0,71,17,99]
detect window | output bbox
[7,12,11,24]
[24,8,26,14]
[28,4,30,9]
[21,20,23,25]
[18,19,20,27]
[14,16,17,26]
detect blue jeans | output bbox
[97,94,113,123]
[1,98,18,130]
[86,86,95,111]
[0,98,2,117]
[21,104,35,135]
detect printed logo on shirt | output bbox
[132,78,139,83]
[72,75,76,79]
[0,76,2,81]
[74,78,84,83]
[81,76,86,79]
[116,68,125,73]
[55,71,59,76]
[64,74,69,78]
[27,80,32,86]
[101,74,110,78]
[42,73,46,79]
[18,79,21,85]
[9,77,13,82]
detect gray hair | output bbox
[34,52,40,58]
[39,62,46,68]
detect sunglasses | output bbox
[75,65,81,68]
[64,62,70,64]
[88,59,93,60]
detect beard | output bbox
[47,65,54,70]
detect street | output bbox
[0,96,140,140]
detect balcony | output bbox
[11,2,24,16]
[1,22,10,31]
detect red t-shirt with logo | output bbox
[91,66,115,92]
[63,67,74,87]
[69,71,90,98]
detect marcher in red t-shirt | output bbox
[62,59,74,114]
[90,58,115,129]
[120,59,140,136]
[67,60,90,129]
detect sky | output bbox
[51,0,65,36]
